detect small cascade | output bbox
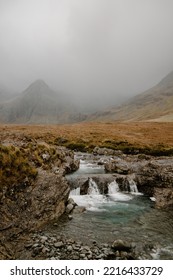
[70,187,80,196]
[108,180,131,201]
[108,180,119,194]
[129,179,138,193]
[88,178,100,195]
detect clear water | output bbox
[49,154,173,259]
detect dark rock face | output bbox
[135,160,173,208]
[0,142,79,259]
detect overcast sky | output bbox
[0,0,173,108]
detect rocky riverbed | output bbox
[0,142,173,260]
[13,225,159,260]
[69,148,173,210]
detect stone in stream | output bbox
[68,215,73,220]
[72,206,86,214]
[66,204,74,213]
[111,240,132,252]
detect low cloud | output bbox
[0,0,173,109]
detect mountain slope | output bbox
[90,71,173,122]
[0,80,86,124]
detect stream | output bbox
[48,153,173,259]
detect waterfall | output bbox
[88,178,100,195]
[108,180,119,194]
[108,180,131,201]
[129,179,138,193]
[70,187,80,196]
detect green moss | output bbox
[100,140,173,156]
[54,137,68,145]
[65,142,87,152]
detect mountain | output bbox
[89,71,173,122]
[0,80,86,124]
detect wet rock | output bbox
[112,240,132,252]
[73,206,86,214]
[66,204,74,214]
[67,198,76,206]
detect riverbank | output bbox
[0,123,173,259]
[12,230,153,260]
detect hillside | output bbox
[89,71,173,122]
[0,80,86,124]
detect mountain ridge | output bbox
[88,71,173,122]
[0,80,86,124]
[0,71,173,124]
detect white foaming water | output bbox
[70,194,108,212]
[129,179,138,193]
[108,180,132,202]
[70,187,80,196]
[88,178,100,195]
[108,180,119,194]
[150,197,156,202]
[70,178,107,211]
[70,178,133,211]
[76,160,104,174]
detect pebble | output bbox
[24,232,139,260]
[54,241,63,248]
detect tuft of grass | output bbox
[64,142,87,152]
[0,144,38,190]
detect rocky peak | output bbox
[23,79,52,98]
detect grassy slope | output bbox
[0,122,173,155]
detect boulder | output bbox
[112,240,132,252]
[105,160,130,174]
[93,146,123,156]
[66,203,74,214]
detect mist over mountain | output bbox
[89,71,173,122]
[0,85,14,102]
[1,0,173,109]
[0,70,173,124]
[0,80,86,124]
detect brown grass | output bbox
[0,122,173,155]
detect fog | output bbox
[0,0,173,110]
